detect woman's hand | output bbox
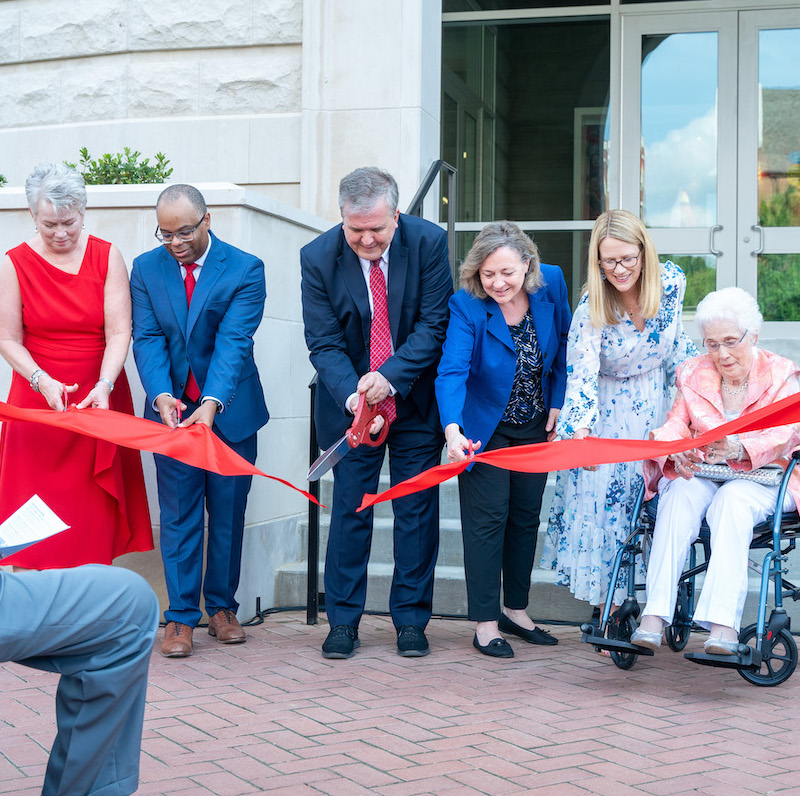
[699,436,745,464]
[668,449,703,479]
[444,423,481,463]
[546,408,560,442]
[75,381,112,410]
[572,427,598,470]
[38,375,79,412]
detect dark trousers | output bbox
[324,397,443,630]
[154,398,257,627]
[458,413,548,622]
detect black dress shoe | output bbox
[498,614,558,645]
[397,625,430,657]
[322,625,360,659]
[473,635,514,658]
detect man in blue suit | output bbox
[131,184,268,658]
[301,167,453,659]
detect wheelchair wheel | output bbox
[607,614,638,670]
[738,624,798,687]
[665,582,692,652]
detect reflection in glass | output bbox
[659,254,716,316]
[641,33,718,228]
[757,29,800,228]
[442,20,609,223]
[758,255,800,321]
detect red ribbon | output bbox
[0,401,320,505]
[358,392,800,511]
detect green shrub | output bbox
[0,174,7,187]
[65,147,173,185]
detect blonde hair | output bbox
[459,221,543,299]
[585,209,661,327]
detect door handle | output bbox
[709,224,722,257]
[750,224,764,257]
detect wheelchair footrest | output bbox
[684,647,762,672]
[580,624,655,657]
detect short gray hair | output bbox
[338,167,399,215]
[26,163,87,216]
[459,221,543,299]
[695,286,763,338]
[156,183,207,216]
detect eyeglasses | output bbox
[703,329,748,352]
[154,217,204,243]
[599,252,641,271]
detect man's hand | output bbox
[348,392,387,436]
[155,394,186,429]
[179,399,218,429]
[357,371,391,404]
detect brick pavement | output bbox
[3,613,800,795]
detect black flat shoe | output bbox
[473,635,514,658]
[498,614,558,645]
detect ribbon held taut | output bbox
[0,401,320,505]
[358,392,800,511]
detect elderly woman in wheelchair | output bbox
[628,287,800,657]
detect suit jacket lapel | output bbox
[337,241,371,350]
[162,249,189,333]
[485,299,515,351]
[188,234,225,335]
[387,238,407,345]
[529,291,555,358]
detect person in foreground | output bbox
[436,222,570,658]
[632,288,800,655]
[131,184,268,658]
[0,163,152,569]
[541,209,696,617]
[0,564,158,795]
[301,167,452,659]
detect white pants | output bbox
[643,476,795,632]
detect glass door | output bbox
[738,10,800,327]
[621,12,738,316]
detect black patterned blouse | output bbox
[501,309,546,424]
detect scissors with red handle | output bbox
[307,393,390,481]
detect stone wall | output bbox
[0,183,327,618]
[0,0,304,205]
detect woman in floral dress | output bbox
[541,210,696,610]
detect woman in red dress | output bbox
[0,163,153,567]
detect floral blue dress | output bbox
[540,261,697,605]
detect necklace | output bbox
[721,377,748,396]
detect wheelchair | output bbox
[581,451,800,686]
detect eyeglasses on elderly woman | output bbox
[702,329,748,352]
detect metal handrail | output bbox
[406,159,457,272]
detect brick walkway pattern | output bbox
[2,614,800,795]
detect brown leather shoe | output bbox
[207,609,246,644]
[161,621,193,658]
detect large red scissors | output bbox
[307,393,390,481]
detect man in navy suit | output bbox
[301,167,452,659]
[131,184,268,658]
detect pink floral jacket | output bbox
[643,348,800,505]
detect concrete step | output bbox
[273,560,595,624]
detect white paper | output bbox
[0,495,70,558]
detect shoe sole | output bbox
[704,643,737,656]
[322,639,360,659]
[208,631,247,644]
[397,647,430,657]
[161,648,192,658]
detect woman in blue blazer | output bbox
[436,221,571,657]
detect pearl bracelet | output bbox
[30,368,48,393]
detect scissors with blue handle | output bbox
[307,393,390,481]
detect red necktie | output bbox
[369,260,397,423]
[183,263,201,402]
